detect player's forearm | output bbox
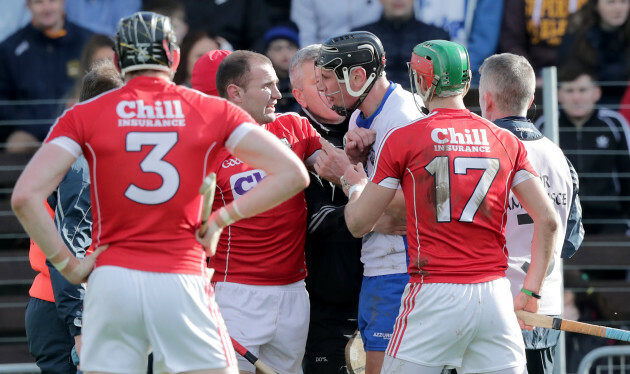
[223,168,309,225]
[523,213,558,294]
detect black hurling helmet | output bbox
[316,31,386,116]
[115,12,178,77]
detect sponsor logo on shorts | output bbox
[230,169,267,199]
[372,332,392,339]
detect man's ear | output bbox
[292,88,307,108]
[527,95,535,109]
[349,67,367,91]
[227,84,243,103]
[593,85,602,103]
[113,52,121,73]
[483,89,494,113]
[170,48,181,72]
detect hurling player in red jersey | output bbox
[12,12,308,374]
[341,40,559,374]
[191,49,321,374]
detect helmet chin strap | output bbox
[334,67,377,117]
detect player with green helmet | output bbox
[408,40,471,103]
[340,39,558,373]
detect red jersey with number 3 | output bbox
[372,109,537,284]
[45,76,257,276]
[208,113,321,285]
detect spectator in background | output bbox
[64,0,141,36]
[415,0,504,84]
[535,65,630,235]
[500,0,588,75]
[354,0,449,90]
[289,44,363,374]
[179,0,269,51]
[0,1,30,43]
[264,23,300,113]
[558,0,630,107]
[0,0,93,153]
[173,31,220,87]
[478,53,584,374]
[66,34,115,108]
[144,0,189,45]
[25,59,122,374]
[291,0,382,47]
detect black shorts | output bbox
[303,300,358,374]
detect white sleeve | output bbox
[49,136,83,158]
[225,122,257,154]
[511,169,536,188]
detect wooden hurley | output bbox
[516,310,630,342]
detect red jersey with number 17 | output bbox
[372,108,537,284]
[209,113,321,285]
[45,76,257,276]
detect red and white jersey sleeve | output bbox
[45,76,256,276]
[372,108,537,284]
[209,113,321,285]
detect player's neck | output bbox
[427,95,467,112]
[124,70,172,82]
[358,78,390,118]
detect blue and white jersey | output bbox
[349,82,424,276]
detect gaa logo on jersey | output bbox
[230,169,267,199]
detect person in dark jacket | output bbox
[536,66,630,235]
[352,0,449,90]
[178,0,270,52]
[0,0,93,152]
[557,0,630,107]
[289,44,364,374]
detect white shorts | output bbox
[214,281,310,374]
[386,278,525,374]
[81,266,237,374]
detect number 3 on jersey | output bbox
[425,156,500,222]
[124,132,180,205]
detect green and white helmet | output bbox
[408,40,471,102]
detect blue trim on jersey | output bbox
[358,273,410,351]
[355,81,397,129]
[402,235,409,267]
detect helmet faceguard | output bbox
[315,31,386,116]
[408,40,471,102]
[115,12,180,78]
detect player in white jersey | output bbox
[478,53,584,374]
[315,31,424,374]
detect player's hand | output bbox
[63,244,108,284]
[343,162,368,187]
[314,137,351,184]
[345,128,376,165]
[514,291,540,330]
[373,212,407,236]
[196,220,224,258]
[72,335,81,367]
